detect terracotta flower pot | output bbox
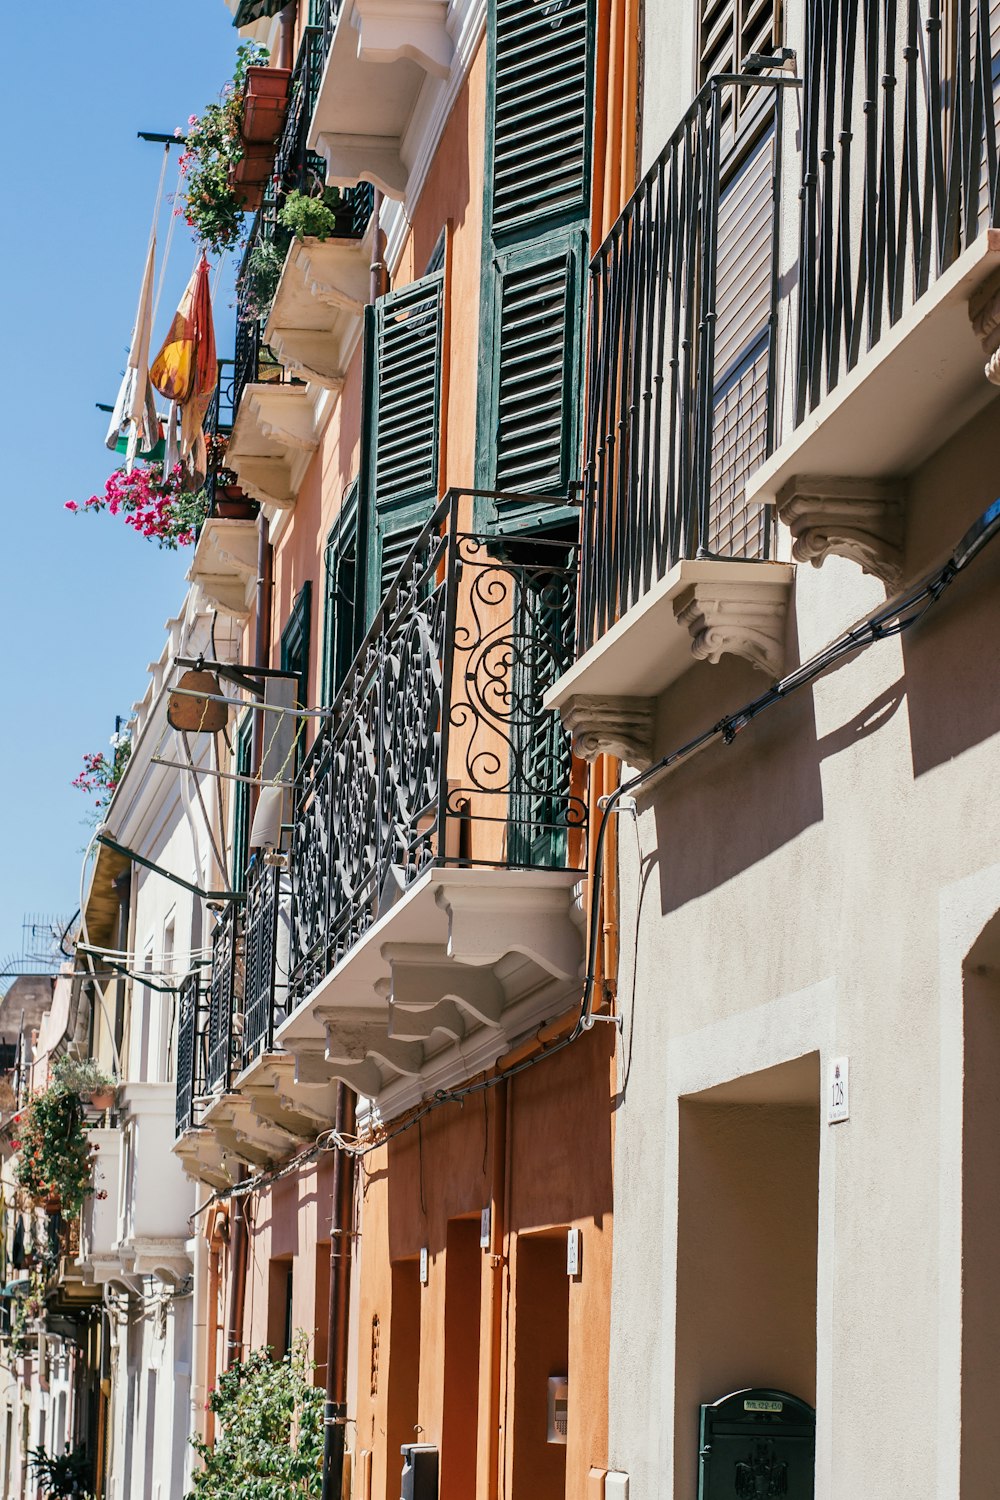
[232,142,277,187]
[43,1193,61,1213]
[242,93,288,146]
[244,64,292,102]
[89,1087,115,1111]
[214,496,257,521]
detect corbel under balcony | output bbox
[263,234,370,389]
[116,1237,192,1284]
[748,229,1000,564]
[172,1128,235,1194]
[545,559,794,767]
[234,1052,340,1136]
[186,517,259,620]
[309,0,454,198]
[226,382,320,509]
[197,1090,307,1170]
[277,866,584,1120]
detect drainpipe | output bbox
[190,1225,210,1447]
[278,2,296,71]
[482,1080,508,1498]
[112,870,130,1066]
[321,1086,356,1500]
[225,1187,248,1369]
[369,190,387,303]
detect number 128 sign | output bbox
[828,1057,849,1124]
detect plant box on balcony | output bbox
[241,66,292,144]
[232,143,277,188]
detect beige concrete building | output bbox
[548,0,1000,1493]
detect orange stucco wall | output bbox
[353,1024,613,1500]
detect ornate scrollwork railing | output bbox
[288,489,585,1003]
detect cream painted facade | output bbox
[585,0,1000,1494]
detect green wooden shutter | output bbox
[491,0,592,236]
[321,481,361,704]
[365,273,444,616]
[490,234,585,520]
[476,0,594,532]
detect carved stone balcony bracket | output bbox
[187,517,258,619]
[673,574,792,678]
[355,0,453,77]
[969,263,1000,383]
[436,884,583,980]
[275,868,583,1117]
[264,236,370,390]
[776,474,905,587]
[558,695,655,769]
[226,384,319,509]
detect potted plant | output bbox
[278,187,352,243]
[177,42,270,254]
[13,1082,99,1219]
[51,1057,116,1112]
[28,1443,91,1499]
[241,62,292,144]
[71,731,131,818]
[65,463,209,549]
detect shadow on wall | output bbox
[649,606,824,916]
[902,393,1000,777]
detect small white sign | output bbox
[828,1057,849,1124]
[480,1206,491,1249]
[566,1227,581,1277]
[419,1246,429,1285]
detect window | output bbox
[231,713,254,893]
[699,0,783,137]
[321,482,362,704]
[281,584,313,774]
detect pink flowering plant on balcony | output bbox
[72,730,131,814]
[65,463,208,549]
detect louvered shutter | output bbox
[366,273,444,616]
[708,124,775,557]
[491,0,591,237]
[476,0,594,530]
[492,236,583,503]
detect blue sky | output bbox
[0,1,242,974]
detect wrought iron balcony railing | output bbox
[230,24,375,423]
[188,491,583,1081]
[796,0,1000,419]
[289,488,585,1003]
[175,970,207,1137]
[579,74,793,653]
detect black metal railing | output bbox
[288,489,586,1002]
[579,75,793,653]
[205,904,241,1094]
[796,0,1000,419]
[175,971,207,1137]
[242,858,285,1066]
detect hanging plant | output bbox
[236,235,289,325]
[71,730,131,814]
[13,1084,96,1219]
[50,1056,116,1110]
[177,42,270,255]
[9,1270,46,1357]
[187,1337,324,1499]
[65,462,208,549]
